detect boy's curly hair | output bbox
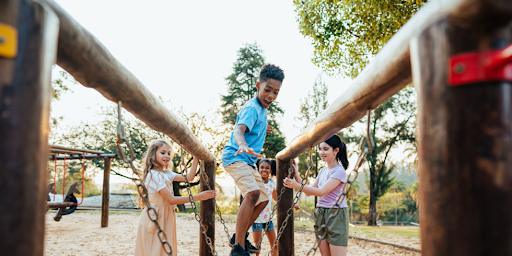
[259,64,285,83]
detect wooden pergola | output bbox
[48,145,116,227]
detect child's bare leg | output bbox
[235,190,261,249]
[328,244,347,256]
[252,231,263,256]
[266,229,277,256]
[249,201,268,225]
[319,239,331,256]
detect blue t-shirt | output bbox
[221,98,267,167]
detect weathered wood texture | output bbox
[199,161,216,256]
[276,159,293,256]
[276,0,512,162]
[50,145,104,154]
[0,1,58,255]
[412,17,512,256]
[49,154,116,160]
[42,0,215,163]
[102,158,111,227]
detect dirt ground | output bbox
[44,211,420,256]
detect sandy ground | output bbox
[45,211,420,256]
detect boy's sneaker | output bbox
[229,233,260,253]
[230,243,250,256]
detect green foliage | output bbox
[294,0,427,78]
[296,76,329,177]
[219,43,286,158]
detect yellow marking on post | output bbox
[0,23,18,58]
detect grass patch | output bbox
[353,226,420,238]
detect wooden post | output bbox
[412,16,512,256]
[0,0,58,255]
[276,158,293,255]
[101,158,111,227]
[199,161,216,256]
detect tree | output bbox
[294,0,428,78]
[219,43,286,157]
[296,76,329,177]
[362,86,417,225]
[295,76,330,207]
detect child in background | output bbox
[222,64,285,256]
[284,134,349,256]
[135,139,216,256]
[252,159,299,256]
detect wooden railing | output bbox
[274,0,512,255]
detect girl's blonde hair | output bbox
[138,139,173,208]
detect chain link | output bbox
[116,102,173,256]
[199,160,232,243]
[178,144,218,256]
[306,110,374,256]
[268,149,313,256]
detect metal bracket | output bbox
[449,43,512,86]
[0,23,17,58]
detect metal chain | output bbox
[256,153,302,250]
[306,110,374,256]
[178,144,218,256]
[199,161,232,243]
[116,102,173,256]
[267,149,314,256]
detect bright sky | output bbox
[50,0,353,143]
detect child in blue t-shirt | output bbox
[222,64,285,256]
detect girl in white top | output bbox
[135,139,216,256]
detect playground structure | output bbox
[47,145,116,225]
[0,0,511,255]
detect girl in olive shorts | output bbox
[284,134,349,256]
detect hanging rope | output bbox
[73,153,86,205]
[178,144,218,256]
[306,110,374,256]
[62,155,66,201]
[116,101,173,256]
[53,154,57,201]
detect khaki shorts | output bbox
[314,207,349,246]
[224,161,269,206]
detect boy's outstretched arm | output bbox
[233,124,262,157]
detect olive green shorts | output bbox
[314,207,349,246]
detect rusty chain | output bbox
[199,160,232,243]
[255,155,300,251]
[306,110,374,256]
[178,144,218,256]
[267,149,314,256]
[116,102,173,256]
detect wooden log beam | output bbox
[199,161,216,256]
[412,15,512,256]
[276,0,512,162]
[0,1,58,255]
[48,154,116,160]
[42,0,215,163]
[101,158,111,228]
[46,202,74,209]
[50,145,104,154]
